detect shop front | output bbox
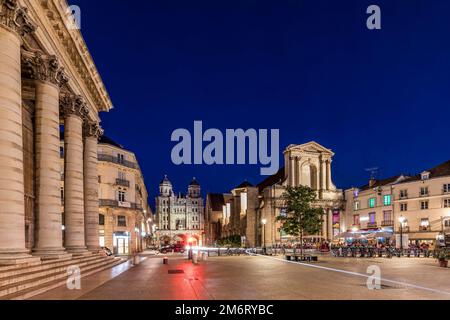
[113,231,130,255]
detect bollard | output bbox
[203,252,208,261]
[163,256,169,265]
[133,255,140,265]
[192,253,198,264]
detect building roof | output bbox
[98,135,125,149]
[257,167,286,192]
[400,160,450,183]
[207,193,225,211]
[160,175,172,185]
[358,175,404,191]
[189,177,200,186]
[235,181,254,189]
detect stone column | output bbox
[0,1,39,265]
[289,156,295,187]
[83,122,103,252]
[61,94,89,255]
[327,160,332,190]
[321,160,327,191]
[22,51,71,259]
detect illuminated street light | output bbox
[261,219,268,254]
[399,215,406,252]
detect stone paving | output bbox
[32,254,450,300]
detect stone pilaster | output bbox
[83,121,103,252]
[0,0,39,265]
[61,94,90,255]
[22,51,71,259]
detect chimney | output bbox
[369,178,377,188]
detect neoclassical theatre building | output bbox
[0,0,114,265]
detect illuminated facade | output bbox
[206,142,344,247]
[156,176,204,246]
[342,160,450,247]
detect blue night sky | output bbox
[70,0,450,203]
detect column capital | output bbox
[22,50,69,87]
[83,121,104,139]
[0,1,37,37]
[60,93,89,119]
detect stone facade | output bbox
[206,142,344,247]
[342,161,450,247]
[0,0,112,265]
[96,137,151,255]
[156,177,204,246]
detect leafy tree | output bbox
[277,186,324,258]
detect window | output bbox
[444,184,450,193]
[400,203,408,212]
[420,187,429,197]
[444,199,450,208]
[383,211,392,222]
[98,175,102,183]
[60,146,64,158]
[353,215,360,226]
[118,170,126,180]
[383,195,392,206]
[118,191,126,202]
[99,214,105,226]
[420,201,429,210]
[421,172,430,180]
[400,190,408,199]
[117,153,125,164]
[420,218,430,231]
[60,187,64,203]
[369,212,376,224]
[368,198,376,208]
[117,215,127,227]
[354,201,360,211]
[445,219,450,228]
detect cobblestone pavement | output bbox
[32,254,450,300]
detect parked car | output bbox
[159,244,185,254]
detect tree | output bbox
[277,186,324,258]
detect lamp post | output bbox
[398,216,406,254]
[262,218,267,254]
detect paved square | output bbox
[32,254,450,300]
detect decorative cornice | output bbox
[83,121,104,140]
[36,0,112,112]
[60,93,89,119]
[0,0,37,37]
[22,50,69,87]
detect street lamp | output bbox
[261,218,267,254]
[398,216,406,253]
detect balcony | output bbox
[115,178,130,187]
[381,220,394,227]
[98,154,137,169]
[99,199,143,211]
[398,226,410,233]
[367,222,378,228]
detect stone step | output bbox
[0,256,115,287]
[0,254,107,280]
[3,258,125,301]
[0,252,100,273]
[0,257,123,298]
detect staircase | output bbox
[0,253,125,300]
